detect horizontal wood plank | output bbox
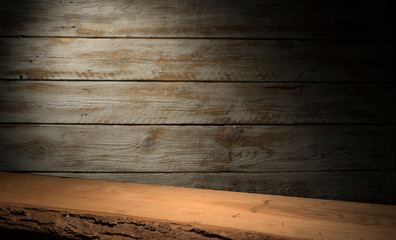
[1,172,396,240]
[29,171,396,204]
[0,0,394,39]
[0,81,395,124]
[0,125,394,172]
[0,38,393,82]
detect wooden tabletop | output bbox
[0,172,395,239]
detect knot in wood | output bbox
[143,136,154,147]
[227,128,241,142]
[38,146,45,155]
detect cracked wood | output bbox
[0,204,280,240]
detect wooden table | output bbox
[1,172,395,239]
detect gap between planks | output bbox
[1,123,396,126]
[10,170,396,174]
[2,79,396,84]
[1,36,396,41]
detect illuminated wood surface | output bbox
[1,172,395,240]
[0,38,393,82]
[33,172,395,205]
[1,125,394,172]
[1,124,394,204]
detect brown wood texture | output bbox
[1,81,395,124]
[0,125,394,172]
[0,0,395,207]
[1,173,396,240]
[0,38,393,82]
[32,171,396,205]
[0,0,394,39]
[0,204,281,240]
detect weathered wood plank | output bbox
[1,173,396,240]
[0,204,277,240]
[0,38,393,82]
[0,81,395,124]
[31,171,396,204]
[0,125,394,172]
[0,0,394,39]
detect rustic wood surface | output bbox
[31,171,396,205]
[0,38,393,82]
[0,204,282,240]
[1,81,395,124]
[0,0,394,39]
[1,173,396,240]
[0,125,394,172]
[0,0,395,206]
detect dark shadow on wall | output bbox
[0,0,35,58]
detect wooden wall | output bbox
[0,0,395,204]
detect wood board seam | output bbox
[1,80,396,84]
[9,170,396,174]
[1,35,395,41]
[1,123,396,126]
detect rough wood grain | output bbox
[0,204,280,240]
[0,0,394,39]
[0,125,394,172]
[31,171,396,205]
[0,38,393,82]
[1,81,395,124]
[1,173,396,240]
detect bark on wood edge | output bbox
[0,202,288,240]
